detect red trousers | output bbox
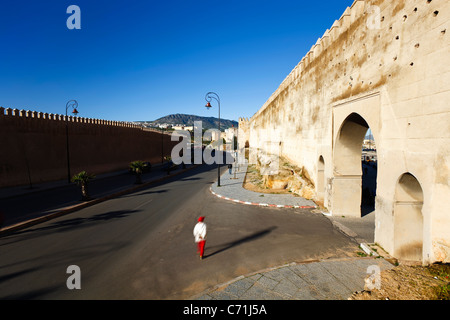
[197,240,206,257]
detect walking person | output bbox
[193,217,207,260]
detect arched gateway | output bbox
[394,173,424,262]
[332,112,377,218]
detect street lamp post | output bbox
[66,100,79,183]
[161,126,164,164]
[205,92,221,187]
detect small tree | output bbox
[71,171,95,201]
[163,156,173,175]
[129,160,145,184]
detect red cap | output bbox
[198,217,205,222]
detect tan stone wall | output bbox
[242,0,450,264]
[238,117,250,149]
[0,108,177,188]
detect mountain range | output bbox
[139,114,238,131]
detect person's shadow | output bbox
[204,226,277,259]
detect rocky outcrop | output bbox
[254,153,316,200]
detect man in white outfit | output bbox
[193,217,207,259]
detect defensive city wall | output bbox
[239,0,450,264]
[0,107,177,188]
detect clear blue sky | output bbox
[0,0,354,122]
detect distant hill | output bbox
[139,114,238,131]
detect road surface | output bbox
[0,165,358,299]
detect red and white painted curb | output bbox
[210,188,317,209]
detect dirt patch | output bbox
[351,263,450,300]
[351,242,450,300]
[243,164,292,195]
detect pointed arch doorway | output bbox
[394,173,424,262]
[332,112,377,218]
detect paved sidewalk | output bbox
[199,162,393,300]
[193,257,393,300]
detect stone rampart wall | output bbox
[0,107,177,188]
[242,0,450,264]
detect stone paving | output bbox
[194,258,394,300]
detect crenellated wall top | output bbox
[251,0,369,120]
[0,106,143,129]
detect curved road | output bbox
[0,165,358,299]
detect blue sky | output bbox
[0,0,354,122]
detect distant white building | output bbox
[173,125,194,131]
[155,123,171,129]
[362,139,376,150]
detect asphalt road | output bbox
[0,164,358,300]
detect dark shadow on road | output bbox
[1,285,62,300]
[0,210,140,245]
[204,227,277,259]
[0,240,130,279]
[0,267,40,284]
[180,177,202,181]
[121,189,170,198]
[214,180,245,187]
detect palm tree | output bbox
[71,171,95,201]
[129,160,145,184]
[163,156,174,175]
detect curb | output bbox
[209,187,318,209]
[359,242,380,257]
[0,164,201,237]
